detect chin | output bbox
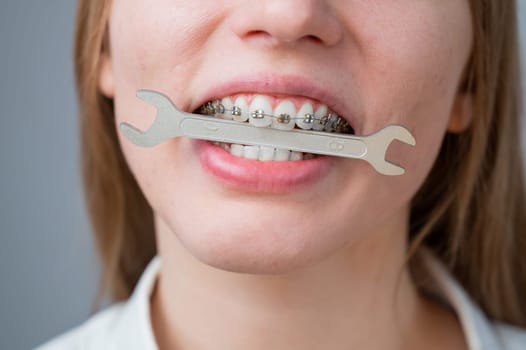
[161,211,347,275]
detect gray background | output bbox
[0,2,525,349]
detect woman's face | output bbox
[101,0,473,273]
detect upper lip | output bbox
[190,73,358,131]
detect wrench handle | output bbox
[180,117,367,158]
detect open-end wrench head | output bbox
[118,122,160,148]
[362,125,416,176]
[119,90,184,147]
[394,126,416,147]
[136,89,176,110]
[374,159,407,176]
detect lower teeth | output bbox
[213,142,316,161]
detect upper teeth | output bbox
[199,94,353,134]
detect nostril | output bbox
[244,30,323,46]
[229,1,343,47]
[305,34,323,44]
[247,30,267,36]
[245,30,272,39]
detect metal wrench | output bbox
[119,90,416,176]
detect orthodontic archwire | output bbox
[198,100,355,134]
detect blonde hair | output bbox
[74,0,526,326]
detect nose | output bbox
[230,0,343,47]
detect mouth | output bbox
[194,93,355,162]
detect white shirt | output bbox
[37,252,526,350]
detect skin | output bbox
[99,1,473,349]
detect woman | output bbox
[40,0,526,349]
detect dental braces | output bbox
[199,101,354,134]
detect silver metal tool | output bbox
[119,90,416,176]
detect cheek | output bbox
[108,0,225,100]
[107,0,231,189]
[354,2,472,126]
[347,1,472,192]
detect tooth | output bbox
[324,114,339,132]
[259,146,275,161]
[233,97,249,122]
[290,151,303,161]
[249,95,272,127]
[271,100,296,131]
[220,97,234,120]
[230,144,244,157]
[243,145,260,160]
[274,148,291,161]
[312,105,328,131]
[296,102,314,130]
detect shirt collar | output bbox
[111,256,161,350]
[112,252,502,350]
[419,249,501,350]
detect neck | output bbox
[151,213,442,350]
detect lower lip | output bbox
[194,140,334,193]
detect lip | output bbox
[190,73,358,131]
[194,140,335,193]
[189,73,349,193]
